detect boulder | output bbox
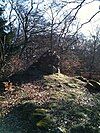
[86,80,100,93]
[37,50,60,74]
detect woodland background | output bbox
[0,0,100,80]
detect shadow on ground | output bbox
[0,102,53,133]
[8,66,44,85]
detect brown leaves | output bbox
[20,83,51,105]
[0,82,51,115]
[3,82,15,91]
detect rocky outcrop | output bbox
[76,76,100,93]
[37,50,60,74]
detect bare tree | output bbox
[8,0,47,56]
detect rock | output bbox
[76,76,88,82]
[86,80,100,93]
[37,50,60,74]
[90,80,100,91]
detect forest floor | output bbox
[0,73,100,133]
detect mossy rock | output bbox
[64,82,77,88]
[30,108,54,131]
[76,76,88,82]
[36,116,52,128]
[31,108,49,122]
[86,80,100,93]
[35,108,48,114]
[86,82,95,93]
[90,80,100,90]
[57,126,67,133]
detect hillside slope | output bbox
[0,73,100,133]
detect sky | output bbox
[77,0,100,36]
[43,0,100,37]
[1,0,100,37]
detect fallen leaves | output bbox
[0,73,95,116]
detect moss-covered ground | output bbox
[0,73,100,133]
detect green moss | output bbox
[58,126,67,133]
[36,116,52,128]
[64,83,77,88]
[0,96,5,101]
[0,73,100,132]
